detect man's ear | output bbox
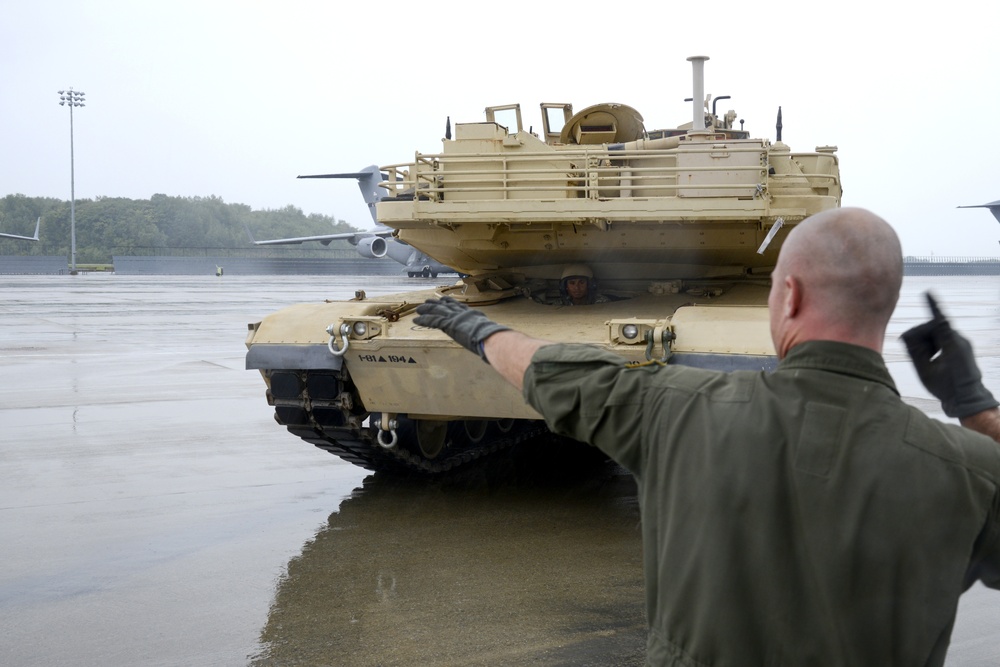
[783,274,802,319]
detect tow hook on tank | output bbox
[327,322,351,356]
[374,413,399,449]
[646,328,676,363]
[328,318,386,356]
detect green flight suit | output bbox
[523,340,1000,666]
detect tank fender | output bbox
[669,305,775,357]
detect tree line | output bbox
[0,193,360,263]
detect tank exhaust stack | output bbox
[687,55,709,131]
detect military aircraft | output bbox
[250,165,455,278]
[0,217,40,241]
[959,200,1000,224]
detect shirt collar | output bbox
[777,340,899,395]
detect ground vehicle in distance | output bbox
[246,56,842,474]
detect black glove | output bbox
[900,292,998,419]
[414,296,510,362]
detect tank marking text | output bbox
[355,353,421,365]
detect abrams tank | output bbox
[246,56,842,474]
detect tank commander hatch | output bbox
[414,207,1000,666]
[559,264,610,305]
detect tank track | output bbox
[264,368,549,474]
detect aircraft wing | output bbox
[0,217,40,242]
[249,228,393,247]
[244,218,395,247]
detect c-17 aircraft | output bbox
[0,217,40,241]
[249,165,455,278]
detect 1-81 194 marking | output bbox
[357,353,419,364]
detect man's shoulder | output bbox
[903,405,1000,479]
[656,365,758,402]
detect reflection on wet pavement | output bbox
[2,274,998,666]
[252,443,646,666]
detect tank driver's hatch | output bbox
[558,103,645,145]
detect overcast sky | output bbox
[3,0,999,256]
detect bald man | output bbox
[414,208,1000,666]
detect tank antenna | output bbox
[687,55,709,131]
[445,116,452,140]
[775,107,783,142]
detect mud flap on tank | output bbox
[246,344,343,371]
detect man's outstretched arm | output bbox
[413,297,552,391]
[482,330,552,391]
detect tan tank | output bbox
[246,56,842,473]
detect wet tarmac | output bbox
[1,274,998,666]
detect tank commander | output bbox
[559,264,609,305]
[414,207,1000,666]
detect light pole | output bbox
[58,88,85,274]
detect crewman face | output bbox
[565,277,590,302]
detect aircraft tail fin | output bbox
[298,165,387,225]
[958,200,1000,225]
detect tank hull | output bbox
[247,281,778,473]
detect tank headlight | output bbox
[609,319,659,346]
[342,318,382,340]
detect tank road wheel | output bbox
[463,420,488,443]
[494,418,515,433]
[415,419,449,459]
[396,417,451,461]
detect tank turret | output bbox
[246,56,841,473]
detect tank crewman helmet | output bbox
[560,263,596,304]
[561,263,594,281]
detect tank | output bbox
[245,56,842,474]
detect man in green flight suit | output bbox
[414,207,1000,666]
